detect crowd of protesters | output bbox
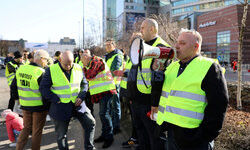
[1,18,229,150]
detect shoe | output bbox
[46,115,51,121]
[94,135,105,143]
[102,139,114,148]
[9,143,17,147]
[122,137,138,147]
[113,128,121,134]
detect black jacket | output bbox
[127,37,167,106]
[165,59,229,148]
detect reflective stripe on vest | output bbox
[88,57,116,95]
[136,37,171,94]
[16,65,44,106]
[50,63,83,103]
[6,62,18,86]
[156,56,214,128]
[106,53,124,85]
[120,59,132,89]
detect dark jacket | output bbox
[105,49,123,72]
[4,57,14,65]
[165,58,229,148]
[11,63,50,112]
[7,59,22,74]
[39,63,88,121]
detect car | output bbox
[0,57,6,69]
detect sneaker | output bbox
[122,137,138,147]
[102,139,114,148]
[46,115,51,121]
[9,143,17,147]
[94,135,105,143]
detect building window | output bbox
[217,31,231,63]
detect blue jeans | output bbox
[111,85,121,129]
[99,94,113,140]
[131,102,165,150]
[53,111,95,150]
[166,127,214,150]
[13,129,20,142]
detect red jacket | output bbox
[5,112,23,142]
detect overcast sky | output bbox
[0,0,102,44]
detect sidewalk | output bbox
[0,104,132,150]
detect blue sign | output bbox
[217,56,221,61]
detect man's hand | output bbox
[75,98,82,106]
[152,59,164,71]
[151,106,158,120]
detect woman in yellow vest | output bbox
[156,29,228,150]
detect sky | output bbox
[0,0,102,45]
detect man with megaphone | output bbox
[126,18,172,150]
[156,29,228,150]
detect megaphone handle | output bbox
[163,49,174,69]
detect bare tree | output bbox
[151,13,180,46]
[83,36,95,49]
[237,0,249,109]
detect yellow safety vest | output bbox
[88,57,116,95]
[156,56,214,128]
[106,52,124,85]
[23,60,30,65]
[5,62,18,86]
[120,59,132,89]
[16,65,44,106]
[137,37,171,94]
[74,56,80,63]
[50,63,83,103]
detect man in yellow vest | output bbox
[104,38,123,134]
[156,29,229,150]
[22,50,30,65]
[39,51,96,150]
[127,18,171,150]
[81,52,117,148]
[10,49,50,150]
[6,51,23,110]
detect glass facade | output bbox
[171,0,241,16]
[217,31,231,63]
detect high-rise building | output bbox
[171,0,240,19]
[111,0,165,40]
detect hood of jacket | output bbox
[105,49,123,61]
[6,112,19,121]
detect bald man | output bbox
[40,51,96,150]
[126,18,171,150]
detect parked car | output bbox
[0,57,6,69]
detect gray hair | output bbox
[34,49,49,60]
[179,28,202,52]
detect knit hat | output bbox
[1,109,12,119]
[14,51,22,59]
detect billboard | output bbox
[25,42,48,49]
[126,12,145,31]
